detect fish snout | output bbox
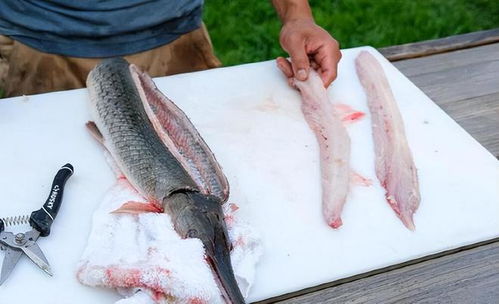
[165,191,245,304]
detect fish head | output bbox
[165,191,245,304]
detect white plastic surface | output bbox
[0,47,498,303]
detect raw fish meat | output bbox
[292,70,365,228]
[355,51,420,230]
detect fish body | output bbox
[293,70,351,228]
[355,51,420,230]
[87,58,244,303]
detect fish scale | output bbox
[88,59,197,200]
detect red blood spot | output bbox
[334,104,365,124]
[343,111,365,122]
[105,266,142,287]
[229,203,239,212]
[104,265,176,301]
[189,297,206,304]
[329,218,343,229]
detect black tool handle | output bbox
[30,163,74,237]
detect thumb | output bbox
[288,44,310,81]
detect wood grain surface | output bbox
[273,241,499,304]
[257,42,499,304]
[380,28,499,61]
[394,43,499,157]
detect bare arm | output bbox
[272,0,341,87]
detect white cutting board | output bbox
[0,47,498,303]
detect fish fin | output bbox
[86,121,105,145]
[350,171,372,186]
[333,104,365,124]
[86,122,125,178]
[111,201,163,214]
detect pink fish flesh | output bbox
[130,65,230,202]
[355,51,420,230]
[293,70,358,229]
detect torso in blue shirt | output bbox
[0,0,203,57]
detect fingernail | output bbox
[297,69,307,80]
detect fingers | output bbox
[286,41,311,81]
[276,57,297,88]
[276,56,293,78]
[313,39,341,87]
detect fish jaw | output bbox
[165,191,245,304]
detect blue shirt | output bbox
[0,0,203,58]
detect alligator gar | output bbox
[355,51,420,230]
[86,58,244,303]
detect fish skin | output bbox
[355,51,420,230]
[293,70,351,229]
[130,65,230,202]
[87,58,245,303]
[87,58,198,201]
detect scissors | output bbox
[0,163,73,284]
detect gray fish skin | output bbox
[87,58,198,201]
[87,58,245,303]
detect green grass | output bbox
[1,1,498,97]
[204,0,499,66]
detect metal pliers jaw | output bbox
[0,164,74,285]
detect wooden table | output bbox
[259,29,499,304]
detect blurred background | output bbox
[204,0,499,66]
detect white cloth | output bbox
[77,179,262,303]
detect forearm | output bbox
[272,0,313,23]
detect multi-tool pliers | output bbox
[0,163,73,284]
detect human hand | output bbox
[276,19,341,87]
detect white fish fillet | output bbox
[293,70,351,228]
[355,51,420,230]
